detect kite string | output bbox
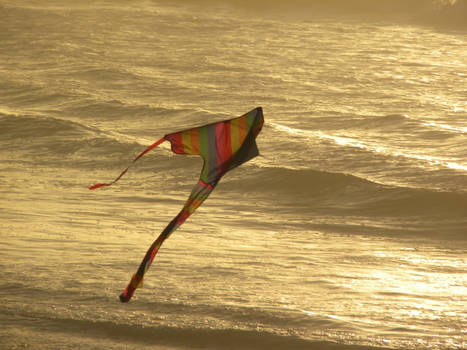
[89,136,166,190]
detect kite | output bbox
[89,107,264,302]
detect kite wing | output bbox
[89,107,264,302]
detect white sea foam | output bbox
[269,122,467,172]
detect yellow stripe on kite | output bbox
[230,117,241,154]
[182,130,192,154]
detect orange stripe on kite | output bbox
[237,115,247,147]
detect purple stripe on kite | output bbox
[215,122,225,177]
[207,124,218,183]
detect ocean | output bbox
[0,0,466,349]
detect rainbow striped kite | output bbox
[90,107,264,302]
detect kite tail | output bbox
[119,180,215,302]
[120,273,143,302]
[89,137,166,190]
[119,219,175,302]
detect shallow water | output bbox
[1,1,466,349]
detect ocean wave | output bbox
[422,120,467,134]
[225,165,467,218]
[0,112,171,148]
[268,121,467,172]
[203,0,467,29]
[2,113,466,227]
[0,113,95,140]
[1,305,387,350]
[0,112,209,177]
[0,113,147,164]
[352,114,412,130]
[4,0,466,31]
[62,98,218,130]
[0,81,71,109]
[418,0,467,28]
[63,98,173,120]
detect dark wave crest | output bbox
[0,113,143,165]
[225,166,467,227]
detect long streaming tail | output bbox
[89,137,166,190]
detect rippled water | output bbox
[1,1,466,349]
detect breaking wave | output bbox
[268,121,467,172]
